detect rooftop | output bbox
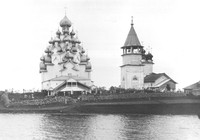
[144,73,177,84]
[184,81,200,90]
[123,20,141,47]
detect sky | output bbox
[0,0,199,91]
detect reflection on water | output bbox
[0,113,200,140]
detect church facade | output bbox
[121,19,176,91]
[39,14,93,96]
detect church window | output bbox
[122,77,125,81]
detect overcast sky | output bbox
[0,0,199,91]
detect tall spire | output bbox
[123,17,141,47]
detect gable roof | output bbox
[144,73,177,84]
[184,81,200,90]
[123,24,141,47]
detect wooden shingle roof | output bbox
[144,73,177,84]
[123,23,141,47]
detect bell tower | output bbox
[120,17,146,89]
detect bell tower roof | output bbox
[123,17,141,47]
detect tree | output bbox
[166,84,171,91]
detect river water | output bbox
[0,113,200,140]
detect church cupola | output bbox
[81,47,85,54]
[70,29,75,36]
[72,46,78,53]
[86,62,92,71]
[44,55,52,64]
[75,37,81,44]
[49,37,54,44]
[145,52,153,62]
[56,29,61,36]
[80,54,87,62]
[44,47,51,54]
[63,35,71,43]
[60,15,72,28]
[40,56,45,62]
[40,55,47,72]
[39,62,47,72]
[86,55,90,61]
[57,45,62,53]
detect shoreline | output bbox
[1,97,200,115]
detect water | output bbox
[0,113,200,140]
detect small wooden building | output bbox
[184,81,200,95]
[144,73,177,91]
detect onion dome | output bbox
[40,56,45,62]
[63,51,73,60]
[63,35,71,42]
[73,37,81,44]
[40,62,47,70]
[49,37,54,44]
[57,46,62,53]
[63,43,69,51]
[54,36,60,42]
[56,29,61,36]
[86,62,92,69]
[70,29,75,36]
[86,55,90,61]
[81,48,85,53]
[80,54,87,62]
[44,47,51,54]
[142,54,146,60]
[44,55,52,63]
[71,37,77,43]
[60,16,72,27]
[146,53,153,61]
[77,45,84,53]
[76,38,81,44]
[72,46,78,52]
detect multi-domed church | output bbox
[121,18,177,91]
[39,13,177,95]
[39,14,93,96]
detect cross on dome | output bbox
[131,16,133,26]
